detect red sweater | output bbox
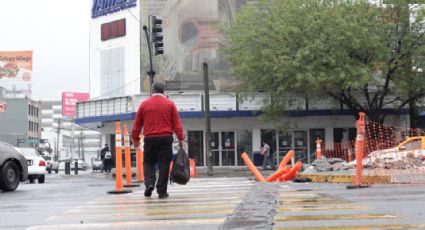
[132,94,184,144]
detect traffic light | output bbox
[151,16,164,55]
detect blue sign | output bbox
[91,0,137,19]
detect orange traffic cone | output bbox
[189,159,197,177]
[108,122,132,194]
[123,124,139,188]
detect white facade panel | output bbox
[169,94,203,112]
[89,1,141,98]
[210,94,236,111]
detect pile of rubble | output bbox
[372,158,423,169]
[302,156,425,173]
[302,156,354,173]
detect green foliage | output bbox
[223,0,425,123]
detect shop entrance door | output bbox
[211,131,236,166]
[278,131,293,163]
[294,130,308,164]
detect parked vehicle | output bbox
[42,155,59,174]
[92,158,102,171]
[368,136,425,168]
[0,142,28,192]
[16,148,46,183]
[70,159,87,171]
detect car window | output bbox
[401,139,421,151]
[18,148,40,157]
[43,156,52,161]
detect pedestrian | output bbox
[100,144,109,173]
[261,140,275,170]
[104,149,112,173]
[132,81,185,199]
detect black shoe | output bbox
[144,185,154,197]
[158,193,169,199]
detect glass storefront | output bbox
[237,130,252,166]
[187,131,204,166]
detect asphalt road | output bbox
[1,170,425,230]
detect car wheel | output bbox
[0,161,21,192]
[47,167,52,174]
[38,175,45,184]
[29,178,35,183]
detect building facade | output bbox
[0,97,41,147]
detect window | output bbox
[101,18,126,41]
[402,139,421,151]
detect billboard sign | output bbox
[62,92,90,117]
[0,51,32,81]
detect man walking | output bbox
[132,81,184,199]
[261,140,275,170]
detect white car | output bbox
[16,148,46,183]
[42,155,59,174]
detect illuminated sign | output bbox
[0,101,6,112]
[91,0,137,18]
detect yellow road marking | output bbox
[275,214,398,222]
[277,205,368,212]
[275,224,425,230]
[277,197,335,201]
[277,200,352,205]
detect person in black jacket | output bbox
[100,144,109,173]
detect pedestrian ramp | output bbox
[26,177,254,230]
[273,185,425,230]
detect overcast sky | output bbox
[0,0,90,101]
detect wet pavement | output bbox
[1,171,425,229]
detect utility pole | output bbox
[203,63,213,175]
[143,25,155,94]
[55,118,61,161]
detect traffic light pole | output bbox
[142,25,155,95]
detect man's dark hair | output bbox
[152,81,165,94]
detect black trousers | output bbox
[143,136,173,195]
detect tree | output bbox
[223,0,425,124]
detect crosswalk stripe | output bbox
[27,177,252,230]
[27,217,226,230]
[47,208,235,221]
[65,203,239,214]
[274,214,399,222]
